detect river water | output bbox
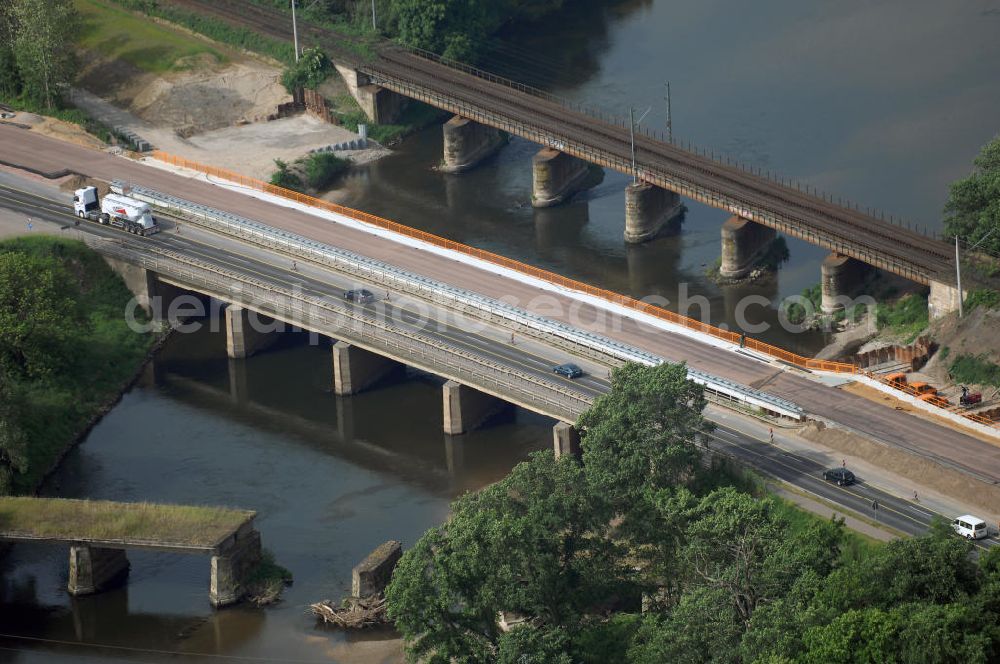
[3,0,999,661]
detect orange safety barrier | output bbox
[149,151,1000,429]
[149,149,859,376]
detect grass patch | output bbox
[303,152,350,189]
[338,98,447,146]
[964,288,1000,313]
[771,495,882,564]
[74,0,226,73]
[244,548,293,605]
[0,94,116,144]
[268,153,350,194]
[106,0,295,64]
[0,237,157,493]
[950,354,1000,387]
[876,291,928,342]
[0,497,253,547]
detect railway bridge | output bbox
[168,0,983,317]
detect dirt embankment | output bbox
[799,420,1000,515]
[77,51,290,136]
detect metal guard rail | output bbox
[116,179,805,420]
[89,237,591,422]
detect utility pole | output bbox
[629,106,652,184]
[291,0,300,62]
[372,0,377,31]
[629,107,637,183]
[955,235,963,318]
[665,82,672,143]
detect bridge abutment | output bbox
[720,216,777,279]
[441,116,506,173]
[210,522,262,608]
[332,341,402,396]
[103,256,157,315]
[552,421,581,459]
[532,148,591,207]
[225,305,278,359]
[821,253,873,313]
[442,380,508,435]
[624,182,683,243]
[928,281,965,319]
[68,545,129,596]
[334,64,406,125]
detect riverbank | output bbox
[0,235,161,494]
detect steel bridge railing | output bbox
[88,237,592,423]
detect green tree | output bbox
[11,0,76,109]
[0,379,28,494]
[578,362,709,513]
[945,135,1000,255]
[280,46,333,93]
[0,251,84,379]
[386,452,626,663]
[0,2,21,98]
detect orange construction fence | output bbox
[150,151,997,429]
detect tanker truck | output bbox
[72,186,160,236]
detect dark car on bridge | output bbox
[343,289,374,304]
[822,468,856,486]
[553,363,584,379]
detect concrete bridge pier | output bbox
[332,341,402,396]
[228,358,249,405]
[821,253,873,313]
[552,422,581,459]
[532,148,591,207]
[720,216,777,279]
[334,65,406,125]
[441,116,506,173]
[624,182,683,243]
[929,281,965,319]
[210,522,262,608]
[68,544,130,596]
[442,380,508,435]
[225,305,278,359]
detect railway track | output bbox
[166,0,966,285]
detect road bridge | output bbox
[1,126,998,488]
[163,0,991,316]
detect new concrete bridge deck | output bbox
[1,125,998,487]
[164,0,969,291]
[0,497,260,606]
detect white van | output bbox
[952,515,989,540]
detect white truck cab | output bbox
[72,186,159,236]
[73,186,100,218]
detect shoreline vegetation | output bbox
[0,237,160,495]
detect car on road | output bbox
[343,289,374,304]
[952,515,989,540]
[822,468,856,486]
[553,363,584,379]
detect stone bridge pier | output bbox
[441,116,506,173]
[929,281,965,319]
[532,148,592,207]
[720,216,777,279]
[210,522,263,608]
[332,341,403,395]
[820,253,873,313]
[552,422,581,459]
[68,545,130,596]
[624,182,683,243]
[442,380,510,435]
[225,305,279,359]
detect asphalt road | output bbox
[1,128,999,477]
[4,178,997,549]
